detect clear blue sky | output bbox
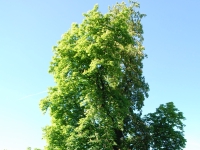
[0,0,199,149]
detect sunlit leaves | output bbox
[40,1,186,150]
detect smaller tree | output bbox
[144,102,186,149]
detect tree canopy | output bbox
[40,1,186,149]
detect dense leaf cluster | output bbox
[40,1,186,149]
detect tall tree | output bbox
[40,1,186,149]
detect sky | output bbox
[0,0,200,149]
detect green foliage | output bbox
[40,1,186,149]
[144,102,186,149]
